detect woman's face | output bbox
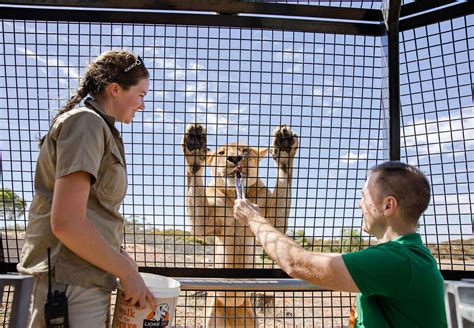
[113,78,149,124]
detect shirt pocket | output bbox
[96,146,127,205]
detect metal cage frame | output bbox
[0,0,473,326]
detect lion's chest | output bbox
[206,188,263,238]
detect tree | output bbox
[123,216,145,234]
[341,228,362,253]
[290,229,314,250]
[0,188,26,219]
[260,229,313,262]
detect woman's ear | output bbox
[106,82,120,99]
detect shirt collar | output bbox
[391,233,422,245]
[84,97,116,127]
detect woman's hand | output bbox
[119,266,157,310]
[233,199,260,225]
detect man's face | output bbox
[359,172,386,237]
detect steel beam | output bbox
[400,1,474,31]
[0,0,387,35]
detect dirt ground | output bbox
[1,234,472,327]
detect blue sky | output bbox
[0,14,472,243]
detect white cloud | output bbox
[401,108,474,152]
[18,46,80,83]
[339,150,368,164]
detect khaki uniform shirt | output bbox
[17,98,127,291]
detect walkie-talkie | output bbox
[44,247,69,328]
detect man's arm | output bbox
[234,199,359,292]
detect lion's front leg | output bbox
[182,123,215,237]
[267,125,299,232]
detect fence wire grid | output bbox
[0,3,473,327]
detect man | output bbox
[234,161,447,327]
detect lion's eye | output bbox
[241,148,248,153]
[218,150,225,155]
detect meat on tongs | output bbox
[233,165,245,199]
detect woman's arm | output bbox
[51,171,156,309]
[234,199,359,292]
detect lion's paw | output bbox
[270,125,298,172]
[182,123,207,173]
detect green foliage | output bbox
[184,235,211,245]
[123,220,213,246]
[260,229,313,261]
[290,229,314,250]
[341,228,362,253]
[123,216,145,233]
[0,188,26,219]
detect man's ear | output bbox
[206,149,215,165]
[383,196,398,216]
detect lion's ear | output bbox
[255,147,268,161]
[206,149,215,165]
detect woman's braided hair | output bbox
[57,50,149,116]
[40,50,149,145]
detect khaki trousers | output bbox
[28,273,111,328]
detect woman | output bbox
[18,50,156,327]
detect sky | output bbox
[0,10,472,244]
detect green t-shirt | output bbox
[342,233,447,328]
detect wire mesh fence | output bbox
[1,19,387,267]
[399,14,473,271]
[0,2,473,326]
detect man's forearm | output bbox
[248,215,355,290]
[234,199,359,292]
[247,214,305,277]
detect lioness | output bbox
[182,123,298,327]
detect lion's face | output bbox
[206,142,267,188]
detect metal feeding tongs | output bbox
[235,171,246,200]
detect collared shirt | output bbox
[342,233,447,328]
[18,98,127,290]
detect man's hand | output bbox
[233,199,260,225]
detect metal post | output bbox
[382,0,401,161]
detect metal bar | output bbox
[400,1,474,32]
[0,235,5,274]
[382,0,401,27]
[400,0,458,17]
[1,262,473,282]
[0,6,385,35]
[0,262,17,273]
[0,0,383,21]
[442,270,474,281]
[0,274,33,328]
[387,21,400,161]
[381,0,401,161]
[140,267,291,279]
[176,277,322,291]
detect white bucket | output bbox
[112,273,181,328]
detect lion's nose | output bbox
[227,156,243,165]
